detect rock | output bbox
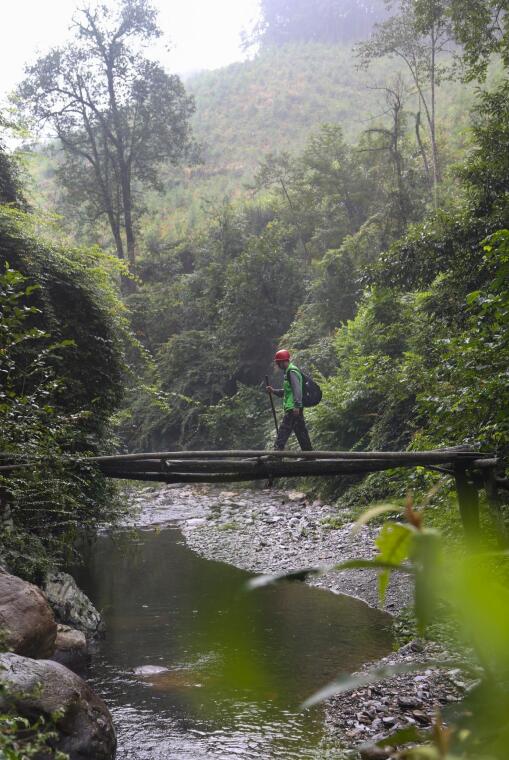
[412,710,431,725]
[43,572,104,638]
[397,695,422,709]
[0,652,116,759]
[52,624,88,673]
[360,748,392,759]
[0,569,57,658]
[360,748,391,760]
[287,491,307,501]
[186,518,206,529]
[134,664,169,676]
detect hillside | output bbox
[27,42,494,248]
[142,42,484,242]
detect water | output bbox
[74,526,393,759]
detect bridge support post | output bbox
[484,468,507,546]
[454,465,480,541]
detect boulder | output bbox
[43,572,104,638]
[52,624,88,673]
[0,570,57,658]
[0,652,116,760]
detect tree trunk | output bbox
[121,167,136,270]
[415,111,431,186]
[429,25,440,208]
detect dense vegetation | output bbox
[0,140,127,581]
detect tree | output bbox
[448,0,509,79]
[0,116,23,207]
[17,0,196,271]
[245,0,386,48]
[358,76,428,232]
[357,0,455,204]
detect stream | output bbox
[74,499,394,759]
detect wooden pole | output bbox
[86,449,490,464]
[265,375,279,435]
[102,457,419,473]
[454,465,480,541]
[484,467,507,546]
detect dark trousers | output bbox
[275,410,313,451]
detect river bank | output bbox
[129,482,477,757]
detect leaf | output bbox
[376,522,413,563]
[369,724,427,748]
[350,503,403,535]
[332,558,412,572]
[375,522,413,601]
[398,747,441,759]
[246,558,413,590]
[247,567,323,589]
[412,529,442,634]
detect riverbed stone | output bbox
[43,572,104,638]
[52,624,88,672]
[0,570,57,658]
[0,651,116,759]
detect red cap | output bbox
[274,349,291,362]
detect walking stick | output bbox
[265,375,279,434]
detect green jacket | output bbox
[274,362,304,411]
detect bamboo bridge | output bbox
[1,447,507,538]
[87,447,506,539]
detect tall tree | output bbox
[357,0,454,204]
[17,0,196,271]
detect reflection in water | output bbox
[74,527,393,759]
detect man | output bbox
[266,349,313,451]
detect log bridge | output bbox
[0,447,506,538]
[88,447,506,539]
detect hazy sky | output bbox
[0,0,260,101]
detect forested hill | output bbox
[144,42,481,236]
[187,44,396,168]
[29,42,484,239]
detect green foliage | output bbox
[0,207,124,436]
[0,701,68,759]
[299,72,509,503]
[203,385,271,450]
[118,201,306,449]
[0,206,127,580]
[448,0,509,79]
[418,229,509,450]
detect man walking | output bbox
[266,349,313,451]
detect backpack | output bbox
[301,371,323,407]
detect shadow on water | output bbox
[73,527,393,759]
